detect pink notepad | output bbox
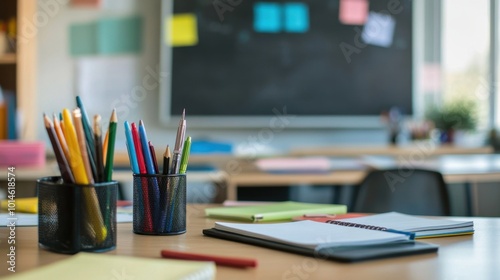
[0,141,45,167]
[255,157,331,173]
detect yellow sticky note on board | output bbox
[167,14,198,47]
[1,197,38,213]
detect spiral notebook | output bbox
[338,212,474,238]
[203,220,438,262]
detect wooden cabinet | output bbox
[0,0,37,140]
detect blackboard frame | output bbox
[159,0,413,128]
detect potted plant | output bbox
[425,98,478,143]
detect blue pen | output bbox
[138,120,161,230]
[124,121,139,174]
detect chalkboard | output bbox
[164,0,412,120]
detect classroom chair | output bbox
[351,169,451,216]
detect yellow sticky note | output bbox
[167,14,198,47]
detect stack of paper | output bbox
[341,212,474,238]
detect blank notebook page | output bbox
[215,220,410,250]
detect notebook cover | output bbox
[205,201,347,222]
[203,228,438,263]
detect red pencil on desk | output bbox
[161,249,257,268]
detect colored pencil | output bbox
[131,123,147,175]
[43,113,74,183]
[131,122,154,231]
[52,113,71,165]
[138,120,161,229]
[103,130,109,163]
[179,136,192,174]
[162,145,171,175]
[94,115,105,183]
[76,96,98,182]
[124,121,139,174]
[170,109,186,174]
[149,141,159,174]
[73,108,94,184]
[167,136,190,232]
[62,109,88,184]
[62,109,107,243]
[104,109,117,182]
[59,112,65,136]
[138,121,158,175]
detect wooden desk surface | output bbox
[1,204,499,279]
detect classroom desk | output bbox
[0,204,499,279]
[224,155,500,216]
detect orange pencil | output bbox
[73,108,94,184]
[43,114,74,183]
[53,113,71,170]
[103,130,109,163]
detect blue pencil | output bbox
[138,120,161,230]
[124,121,139,174]
[124,121,144,221]
[76,96,98,181]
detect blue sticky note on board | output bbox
[97,16,142,54]
[284,3,309,33]
[190,140,233,154]
[254,3,281,33]
[69,22,97,56]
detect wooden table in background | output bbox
[290,143,493,157]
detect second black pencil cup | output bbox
[37,176,118,254]
[133,174,186,235]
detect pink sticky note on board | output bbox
[339,0,369,25]
[421,63,442,92]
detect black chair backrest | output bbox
[352,169,451,216]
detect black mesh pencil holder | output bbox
[133,174,186,235]
[37,176,117,254]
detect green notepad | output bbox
[205,201,347,222]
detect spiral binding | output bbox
[326,220,388,231]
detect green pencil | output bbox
[179,136,192,174]
[104,109,117,182]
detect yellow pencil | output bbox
[62,109,107,244]
[62,109,87,184]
